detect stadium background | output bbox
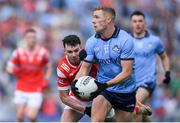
[0,0,180,121]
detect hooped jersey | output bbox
[57,55,98,101]
[8,46,51,92]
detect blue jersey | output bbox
[132,32,165,86]
[84,26,136,93]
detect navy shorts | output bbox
[100,90,136,112]
[136,82,156,95]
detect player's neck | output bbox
[133,31,146,38]
[101,25,115,39]
[26,45,38,52]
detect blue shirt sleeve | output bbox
[156,37,165,55]
[84,38,95,62]
[120,36,134,60]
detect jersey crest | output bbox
[112,45,120,52]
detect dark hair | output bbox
[24,28,36,35]
[62,35,81,48]
[93,6,116,21]
[130,11,145,19]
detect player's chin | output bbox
[94,27,100,32]
[95,29,103,33]
[136,29,143,33]
[94,28,99,32]
[72,57,79,61]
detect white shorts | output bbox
[64,96,115,118]
[13,90,43,109]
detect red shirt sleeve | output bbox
[57,66,71,90]
[8,49,20,66]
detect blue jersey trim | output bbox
[95,26,120,41]
[84,59,94,63]
[130,31,150,39]
[121,58,134,60]
[158,50,165,55]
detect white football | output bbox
[75,76,98,100]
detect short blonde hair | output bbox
[93,6,116,21]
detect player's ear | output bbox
[106,13,113,24]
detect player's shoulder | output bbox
[11,47,20,57]
[85,34,99,49]
[148,32,159,38]
[57,56,71,73]
[119,29,130,36]
[14,47,25,55]
[57,55,67,67]
[39,46,49,54]
[57,65,67,78]
[117,29,134,46]
[40,46,48,51]
[118,29,132,41]
[148,32,162,43]
[87,34,98,43]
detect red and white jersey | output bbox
[8,46,51,92]
[57,55,98,101]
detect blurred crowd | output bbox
[0,0,180,121]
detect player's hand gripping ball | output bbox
[71,76,98,100]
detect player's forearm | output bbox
[106,60,133,87]
[6,66,13,74]
[6,66,20,75]
[161,54,170,71]
[75,62,92,80]
[59,94,85,112]
[75,71,89,80]
[106,70,132,87]
[63,97,85,112]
